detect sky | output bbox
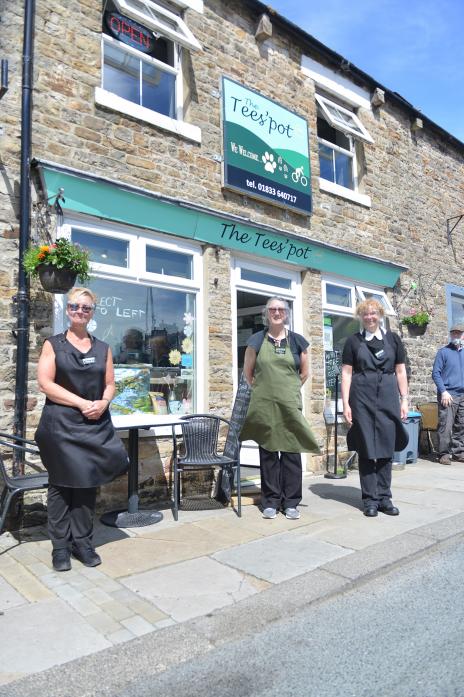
[269,0,464,143]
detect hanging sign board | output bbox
[222,77,312,215]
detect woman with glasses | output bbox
[35,287,127,572]
[341,299,408,517]
[241,296,320,520]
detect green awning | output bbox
[37,162,407,287]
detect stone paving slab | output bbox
[121,556,262,622]
[0,598,111,679]
[291,505,460,550]
[0,575,28,611]
[213,530,352,583]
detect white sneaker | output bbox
[285,507,300,520]
[262,507,277,519]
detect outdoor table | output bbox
[100,414,184,528]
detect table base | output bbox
[100,509,163,528]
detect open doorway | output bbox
[232,258,301,469]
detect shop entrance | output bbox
[232,259,301,471]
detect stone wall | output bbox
[1,0,464,501]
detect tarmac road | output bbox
[114,537,464,697]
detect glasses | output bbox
[67,303,95,314]
[268,307,286,314]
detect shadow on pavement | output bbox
[308,482,362,510]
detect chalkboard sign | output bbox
[325,350,341,390]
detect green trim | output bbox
[40,166,405,287]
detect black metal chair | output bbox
[0,432,48,535]
[172,414,241,521]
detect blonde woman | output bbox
[341,299,408,517]
[35,288,127,571]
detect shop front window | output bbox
[90,278,195,416]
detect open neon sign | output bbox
[105,11,155,54]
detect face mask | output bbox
[451,338,463,348]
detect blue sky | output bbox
[269,0,464,143]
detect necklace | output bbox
[268,330,286,347]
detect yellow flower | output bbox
[169,349,182,366]
[39,245,50,252]
[181,337,193,354]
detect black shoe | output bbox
[363,506,378,517]
[52,549,71,572]
[72,546,102,567]
[378,504,400,516]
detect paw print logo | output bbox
[262,151,277,174]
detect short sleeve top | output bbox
[247,330,309,371]
[342,331,406,369]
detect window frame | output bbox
[97,1,202,142]
[316,93,373,144]
[112,0,202,52]
[56,216,205,420]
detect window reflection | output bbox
[75,278,196,415]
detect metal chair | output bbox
[172,414,241,521]
[416,402,439,454]
[0,432,48,534]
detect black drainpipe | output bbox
[13,0,35,474]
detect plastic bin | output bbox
[393,411,421,465]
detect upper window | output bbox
[316,94,373,144]
[316,93,372,206]
[97,0,201,141]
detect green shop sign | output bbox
[38,165,405,287]
[222,77,312,215]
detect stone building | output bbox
[1,0,463,505]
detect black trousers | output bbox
[358,457,392,510]
[259,447,302,509]
[47,485,97,551]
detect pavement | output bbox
[1,456,464,692]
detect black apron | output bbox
[346,331,408,460]
[35,333,128,487]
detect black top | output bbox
[342,331,405,370]
[247,329,309,371]
[35,332,128,487]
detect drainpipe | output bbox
[13,0,35,474]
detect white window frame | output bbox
[322,277,396,317]
[96,1,202,142]
[56,216,205,419]
[316,93,372,207]
[113,0,202,51]
[357,285,395,315]
[322,279,356,314]
[158,0,203,13]
[316,94,373,144]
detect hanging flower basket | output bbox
[37,264,78,294]
[405,322,428,337]
[23,238,91,294]
[401,309,430,337]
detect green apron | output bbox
[240,335,320,453]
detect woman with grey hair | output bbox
[241,296,320,520]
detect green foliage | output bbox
[23,238,91,283]
[401,310,430,326]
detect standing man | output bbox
[432,324,464,464]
